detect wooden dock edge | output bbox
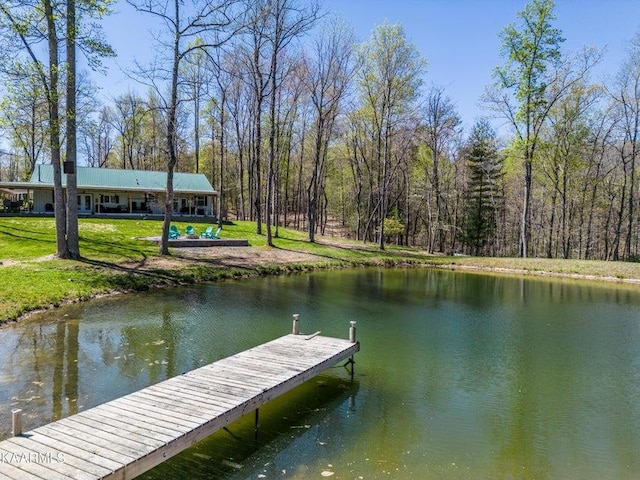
[1,317,360,480]
[115,339,359,480]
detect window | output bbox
[100,194,119,204]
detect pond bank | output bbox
[5,239,640,325]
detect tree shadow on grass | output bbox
[0,224,56,247]
[169,249,264,272]
[79,236,152,264]
[78,258,189,291]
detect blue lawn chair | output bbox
[201,226,221,239]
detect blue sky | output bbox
[95,0,640,134]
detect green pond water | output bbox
[2,268,640,479]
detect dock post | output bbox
[12,409,22,437]
[349,321,357,382]
[349,321,357,343]
[292,313,300,335]
[254,408,260,441]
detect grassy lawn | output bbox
[1,216,640,324]
[0,217,429,322]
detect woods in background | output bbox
[1,0,640,261]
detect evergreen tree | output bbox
[462,120,503,256]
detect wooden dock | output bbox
[0,319,359,480]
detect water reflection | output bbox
[1,269,640,479]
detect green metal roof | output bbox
[29,165,217,195]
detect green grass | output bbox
[0,217,432,322]
[1,217,640,324]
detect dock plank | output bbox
[75,408,178,442]
[144,379,241,407]
[53,418,154,457]
[0,444,76,480]
[111,397,203,429]
[4,437,112,479]
[34,425,136,465]
[0,459,45,480]
[90,404,188,438]
[14,432,123,473]
[0,333,359,480]
[128,390,227,420]
[145,381,240,410]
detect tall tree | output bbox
[81,105,115,167]
[129,0,237,255]
[263,0,319,247]
[423,85,461,253]
[540,81,598,258]
[356,22,425,250]
[65,0,79,258]
[224,50,252,221]
[112,92,148,169]
[0,0,67,256]
[207,47,231,225]
[182,38,208,174]
[304,18,354,242]
[462,119,503,255]
[486,0,564,257]
[241,0,270,234]
[608,31,640,260]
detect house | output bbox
[0,165,218,216]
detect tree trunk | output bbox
[44,0,68,258]
[65,0,80,259]
[159,0,180,256]
[194,84,200,173]
[218,94,225,227]
[520,153,532,258]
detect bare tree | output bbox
[608,31,640,260]
[240,0,270,234]
[223,50,252,220]
[263,0,319,246]
[128,0,238,255]
[182,38,209,174]
[356,22,425,250]
[111,92,148,169]
[423,85,461,253]
[303,17,354,242]
[81,105,115,167]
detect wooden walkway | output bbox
[0,326,359,480]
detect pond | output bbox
[1,268,640,479]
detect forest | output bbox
[1,0,640,261]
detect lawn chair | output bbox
[169,225,180,239]
[201,226,221,239]
[186,225,196,236]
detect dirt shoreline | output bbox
[9,244,640,325]
[163,243,640,285]
[432,263,640,285]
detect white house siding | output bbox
[33,190,54,213]
[30,189,212,216]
